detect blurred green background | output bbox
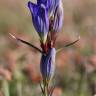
[0,0,96,96]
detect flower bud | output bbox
[40,48,56,81]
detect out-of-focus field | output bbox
[0,0,96,96]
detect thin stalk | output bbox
[9,33,43,53]
[2,79,10,96]
[49,85,55,96]
[43,79,48,96]
[44,85,48,96]
[57,36,80,53]
[40,83,45,95]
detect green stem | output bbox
[43,79,48,96]
[44,86,48,96]
[2,79,10,96]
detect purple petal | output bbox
[37,0,59,13]
[53,2,64,32]
[28,1,49,43]
[40,48,56,81]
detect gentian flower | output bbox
[37,0,59,14]
[49,0,64,32]
[10,0,64,96]
[28,1,49,43]
[28,1,63,91]
[37,0,49,9]
[40,48,56,82]
[37,0,64,32]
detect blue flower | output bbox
[28,1,49,43]
[37,0,59,14]
[49,0,64,32]
[37,0,49,9]
[37,0,64,32]
[40,48,56,81]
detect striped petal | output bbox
[52,0,64,32]
[40,48,56,81]
[28,1,49,43]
